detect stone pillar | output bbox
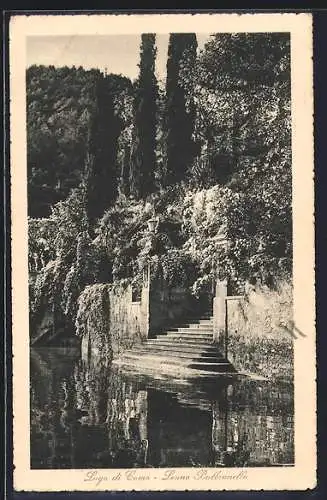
[141,264,151,339]
[213,280,227,351]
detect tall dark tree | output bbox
[120,144,132,197]
[130,34,158,199]
[85,74,122,228]
[165,33,197,185]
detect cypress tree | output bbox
[120,144,131,197]
[86,74,122,227]
[130,34,158,199]
[165,33,197,185]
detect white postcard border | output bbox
[10,12,316,491]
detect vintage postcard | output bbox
[10,12,316,491]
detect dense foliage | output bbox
[189,33,291,186]
[30,187,111,329]
[28,32,292,337]
[75,283,112,357]
[184,33,292,289]
[95,189,196,290]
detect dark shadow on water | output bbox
[30,347,294,469]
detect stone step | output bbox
[189,362,236,373]
[164,333,213,341]
[156,318,213,332]
[145,338,214,347]
[143,339,219,349]
[187,322,213,330]
[128,347,226,362]
[116,361,234,378]
[157,328,213,338]
[168,320,213,330]
[168,327,213,334]
[118,353,193,367]
[117,352,229,368]
[134,343,222,356]
[182,314,213,322]
[144,344,216,354]
[133,349,226,364]
[197,319,214,324]
[160,332,213,343]
[168,326,213,335]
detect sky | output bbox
[26,34,211,83]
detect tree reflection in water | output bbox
[30,348,294,469]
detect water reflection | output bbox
[30,348,294,469]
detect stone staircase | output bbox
[113,314,236,377]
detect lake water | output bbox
[30,347,294,469]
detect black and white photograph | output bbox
[10,13,315,491]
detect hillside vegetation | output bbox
[28,33,292,336]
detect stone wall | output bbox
[109,281,149,355]
[213,282,293,381]
[37,265,198,355]
[107,275,198,347]
[212,280,228,348]
[79,278,149,359]
[106,268,197,349]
